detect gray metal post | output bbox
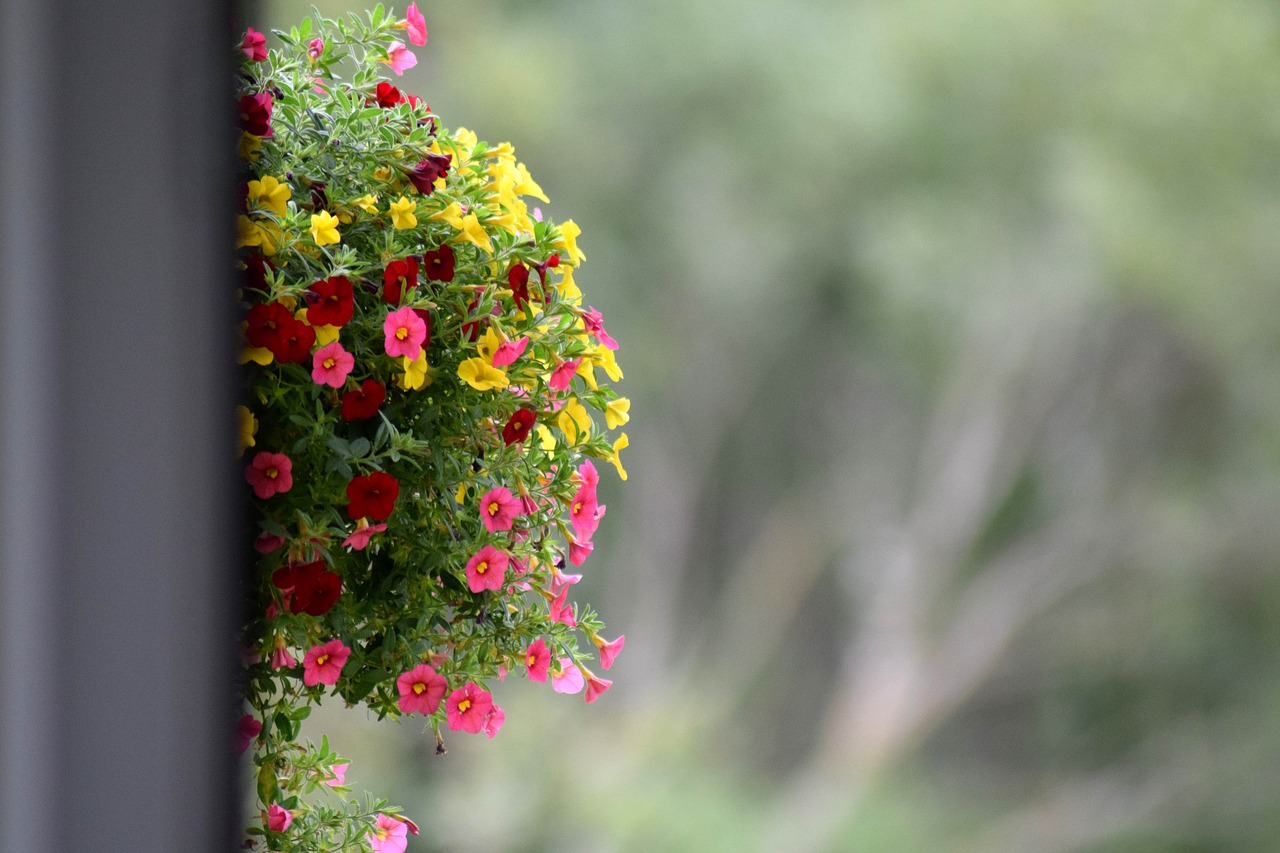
[0,0,240,849]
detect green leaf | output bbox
[256,761,280,806]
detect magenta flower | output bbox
[465,544,509,593]
[241,27,267,62]
[479,487,521,533]
[383,306,426,359]
[582,306,619,350]
[311,340,354,388]
[307,37,324,60]
[575,459,600,491]
[569,485,599,541]
[396,663,448,715]
[584,670,613,704]
[270,639,297,671]
[548,358,580,392]
[236,714,262,753]
[550,658,584,694]
[302,639,351,687]
[384,41,417,76]
[322,761,349,787]
[266,804,292,832]
[253,532,285,554]
[483,704,505,738]
[445,682,494,733]
[567,537,593,566]
[244,451,293,499]
[341,521,387,551]
[368,814,409,853]
[524,638,550,682]
[549,585,577,627]
[491,336,529,368]
[594,634,625,670]
[405,3,428,46]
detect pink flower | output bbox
[384,41,417,76]
[397,663,448,715]
[548,358,580,392]
[307,37,324,60]
[569,485,599,541]
[582,306,619,349]
[241,27,267,62]
[445,682,494,733]
[491,336,529,368]
[465,544,509,593]
[549,585,576,627]
[594,634,625,670]
[266,804,292,832]
[479,487,521,533]
[253,532,285,553]
[342,521,387,551]
[584,669,613,703]
[550,658,584,694]
[483,704,505,738]
[311,340,355,387]
[368,814,409,853]
[567,537,594,566]
[270,636,297,670]
[524,638,550,682]
[549,567,582,596]
[245,451,293,499]
[302,639,351,686]
[383,306,426,359]
[405,3,428,46]
[575,459,600,491]
[236,714,262,753]
[323,761,349,787]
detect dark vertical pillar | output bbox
[0,1,239,849]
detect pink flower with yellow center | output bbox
[310,340,354,387]
[479,486,521,533]
[548,358,580,392]
[569,485,599,541]
[445,682,493,733]
[302,639,351,686]
[383,40,417,76]
[491,336,529,368]
[550,658,584,694]
[524,638,550,682]
[383,306,426,360]
[367,814,409,853]
[244,451,292,499]
[396,663,448,715]
[341,520,387,551]
[584,668,613,703]
[465,544,509,593]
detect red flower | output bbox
[245,301,293,349]
[341,379,386,421]
[507,263,530,310]
[238,92,273,137]
[270,317,316,364]
[272,560,343,616]
[374,81,403,108]
[421,245,455,282]
[502,409,536,445]
[383,257,419,305]
[413,308,432,353]
[240,253,273,295]
[240,27,267,62]
[347,471,400,521]
[407,153,451,194]
[307,276,354,327]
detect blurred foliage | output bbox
[261,0,1280,849]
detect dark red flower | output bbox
[245,301,293,349]
[383,257,419,305]
[307,276,354,327]
[240,253,273,295]
[507,263,530,310]
[272,560,342,616]
[341,379,386,421]
[422,245,455,282]
[270,317,316,364]
[347,471,400,521]
[533,253,560,294]
[412,308,432,353]
[502,409,537,445]
[374,81,403,108]
[407,153,451,194]
[238,92,273,137]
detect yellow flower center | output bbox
[396,327,409,340]
[376,828,388,841]
[457,699,471,714]
[316,654,329,667]
[323,357,336,369]
[487,503,499,516]
[476,560,488,575]
[266,467,278,479]
[573,500,583,514]
[413,682,425,695]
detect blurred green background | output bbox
[259,1,1280,849]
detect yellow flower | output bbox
[314,324,341,346]
[398,351,432,390]
[514,162,548,202]
[557,268,582,303]
[454,213,494,253]
[353,193,380,214]
[373,166,393,182]
[576,358,598,391]
[389,196,418,230]
[309,211,341,246]
[247,175,291,217]
[592,343,623,382]
[236,405,258,456]
[238,132,262,161]
[458,358,510,391]
[608,433,630,480]
[477,327,503,364]
[235,216,281,255]
[237,322,273,365]
[428,201,465,231]
[455,480,469,504]
[556,397,592,445]
[536,425,557,452]
[553,220,585,266]
[605,398,631,430]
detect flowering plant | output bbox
[234,7,628,849]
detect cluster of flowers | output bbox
[234,8,628,851]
